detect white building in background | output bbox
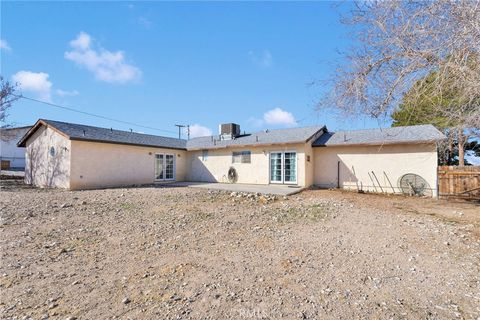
[0,126,31,169]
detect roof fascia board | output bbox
[313,139,442,148]
[186,140,308,151]
[70,137,187,150]
[17,119,70,147]
[17,120,42,147]
[305,126,326,143]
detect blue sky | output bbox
[1,1,384,138]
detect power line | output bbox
[174,124,191,140]
[14,94,178,135]
[174,124,186,139]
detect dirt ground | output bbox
[1,180,479,320]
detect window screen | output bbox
[232,151,251,163]
[202,150,208,161]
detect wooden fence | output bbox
[438,166,480,200]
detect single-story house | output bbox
[18,119,445,196]
[0,126,32,169]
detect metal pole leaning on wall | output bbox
[371,171,384,193]
[368,172,378,193]
[383,171,396,193]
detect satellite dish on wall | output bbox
[399,173,432,197]
[228,167,238,183]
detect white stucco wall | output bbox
[313,143,439,196]
[0,127,31,168]
[21,123,439,195]
[304,141,316,188]
[186,143,310,187]
[69,140,187,190]
[24,126,71,188]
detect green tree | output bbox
[392,70,478,165]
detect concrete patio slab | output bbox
[156,182,305,196]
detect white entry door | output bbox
[269,151,297,184]
[155,153,175,181]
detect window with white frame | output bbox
[202,150,208,161]
[232,151,251,163]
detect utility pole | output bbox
[187,125,190,140]
[175,124,186,139]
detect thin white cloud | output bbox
[264,108,296,127]
[65,31,142,84]
[250,108,297,128]
[70,32,90,50]
[138,16,153,29]
[12,71,52,102]
[187,124,212,138]
[248,49,273,68]
[0,39,11,52]
[56,89,80,97]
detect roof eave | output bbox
[69,137,187,150]
[305,126,327,143]
[17,119,61,147]
[313,138,445,148]
[187,140,309,151]
[17,119,187,150]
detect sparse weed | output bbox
[119,202,136,210]
[273,204,331,223]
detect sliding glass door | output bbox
[155,153,175,181]
[165,154,174,180]
[155,154,164,180]
[269,151,297,184]
[270,152,283,183]
[284,152,297,183]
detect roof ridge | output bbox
[188,125,325,140]
[331,124,435,134]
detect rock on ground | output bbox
[0,180,479,319]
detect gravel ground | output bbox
[1,180,479,319]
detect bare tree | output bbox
[321,1,480,164]
[1,76,21,141]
